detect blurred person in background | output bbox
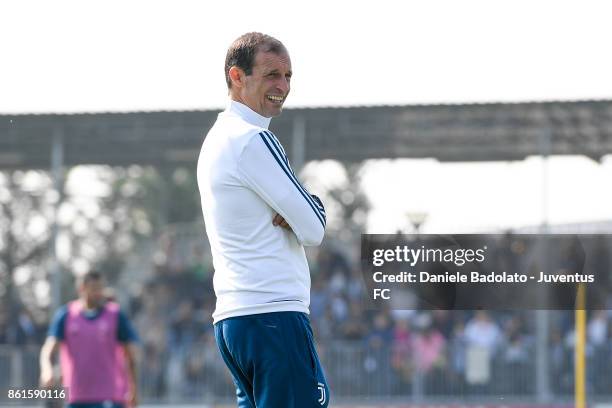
[588,309,609,348]
[362,311,394,394]
[391,317,412,386]
[412,313,446,374]
[463,311,501,391]
[39,271,139,408]
[464,310,501,351]
[412,313,447,394]
[168,299,199,352]
[104,287,136,407]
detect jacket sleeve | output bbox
[237,130,326,246]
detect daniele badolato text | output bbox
[373,270,594,284]
[370,245,595,285]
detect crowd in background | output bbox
[107,234,612,398]
[1,235,612,400]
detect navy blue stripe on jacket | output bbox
[258,132,326,227]
[262,131,326,224]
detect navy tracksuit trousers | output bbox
[214,311,330,407]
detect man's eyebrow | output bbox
[265,69,292,76]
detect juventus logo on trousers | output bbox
[317,382,326,405]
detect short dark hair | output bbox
[224,32,286,89]
[77,270,103,287]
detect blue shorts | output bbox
[214,311,330,408]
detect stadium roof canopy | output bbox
[1,99,612,170]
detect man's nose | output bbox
[277,77,290,94]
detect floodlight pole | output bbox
[49,127,64,314]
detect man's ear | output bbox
[228,66,245,88]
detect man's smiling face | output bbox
[235,50,292,118]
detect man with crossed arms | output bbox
[197,32,329,407]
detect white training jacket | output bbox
[197,100,326,323]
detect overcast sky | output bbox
[2,0,611,232]
[2,0,612,113]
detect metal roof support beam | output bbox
[292,114,306,173]
[49,127,64,313]
[536,127,552,404]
